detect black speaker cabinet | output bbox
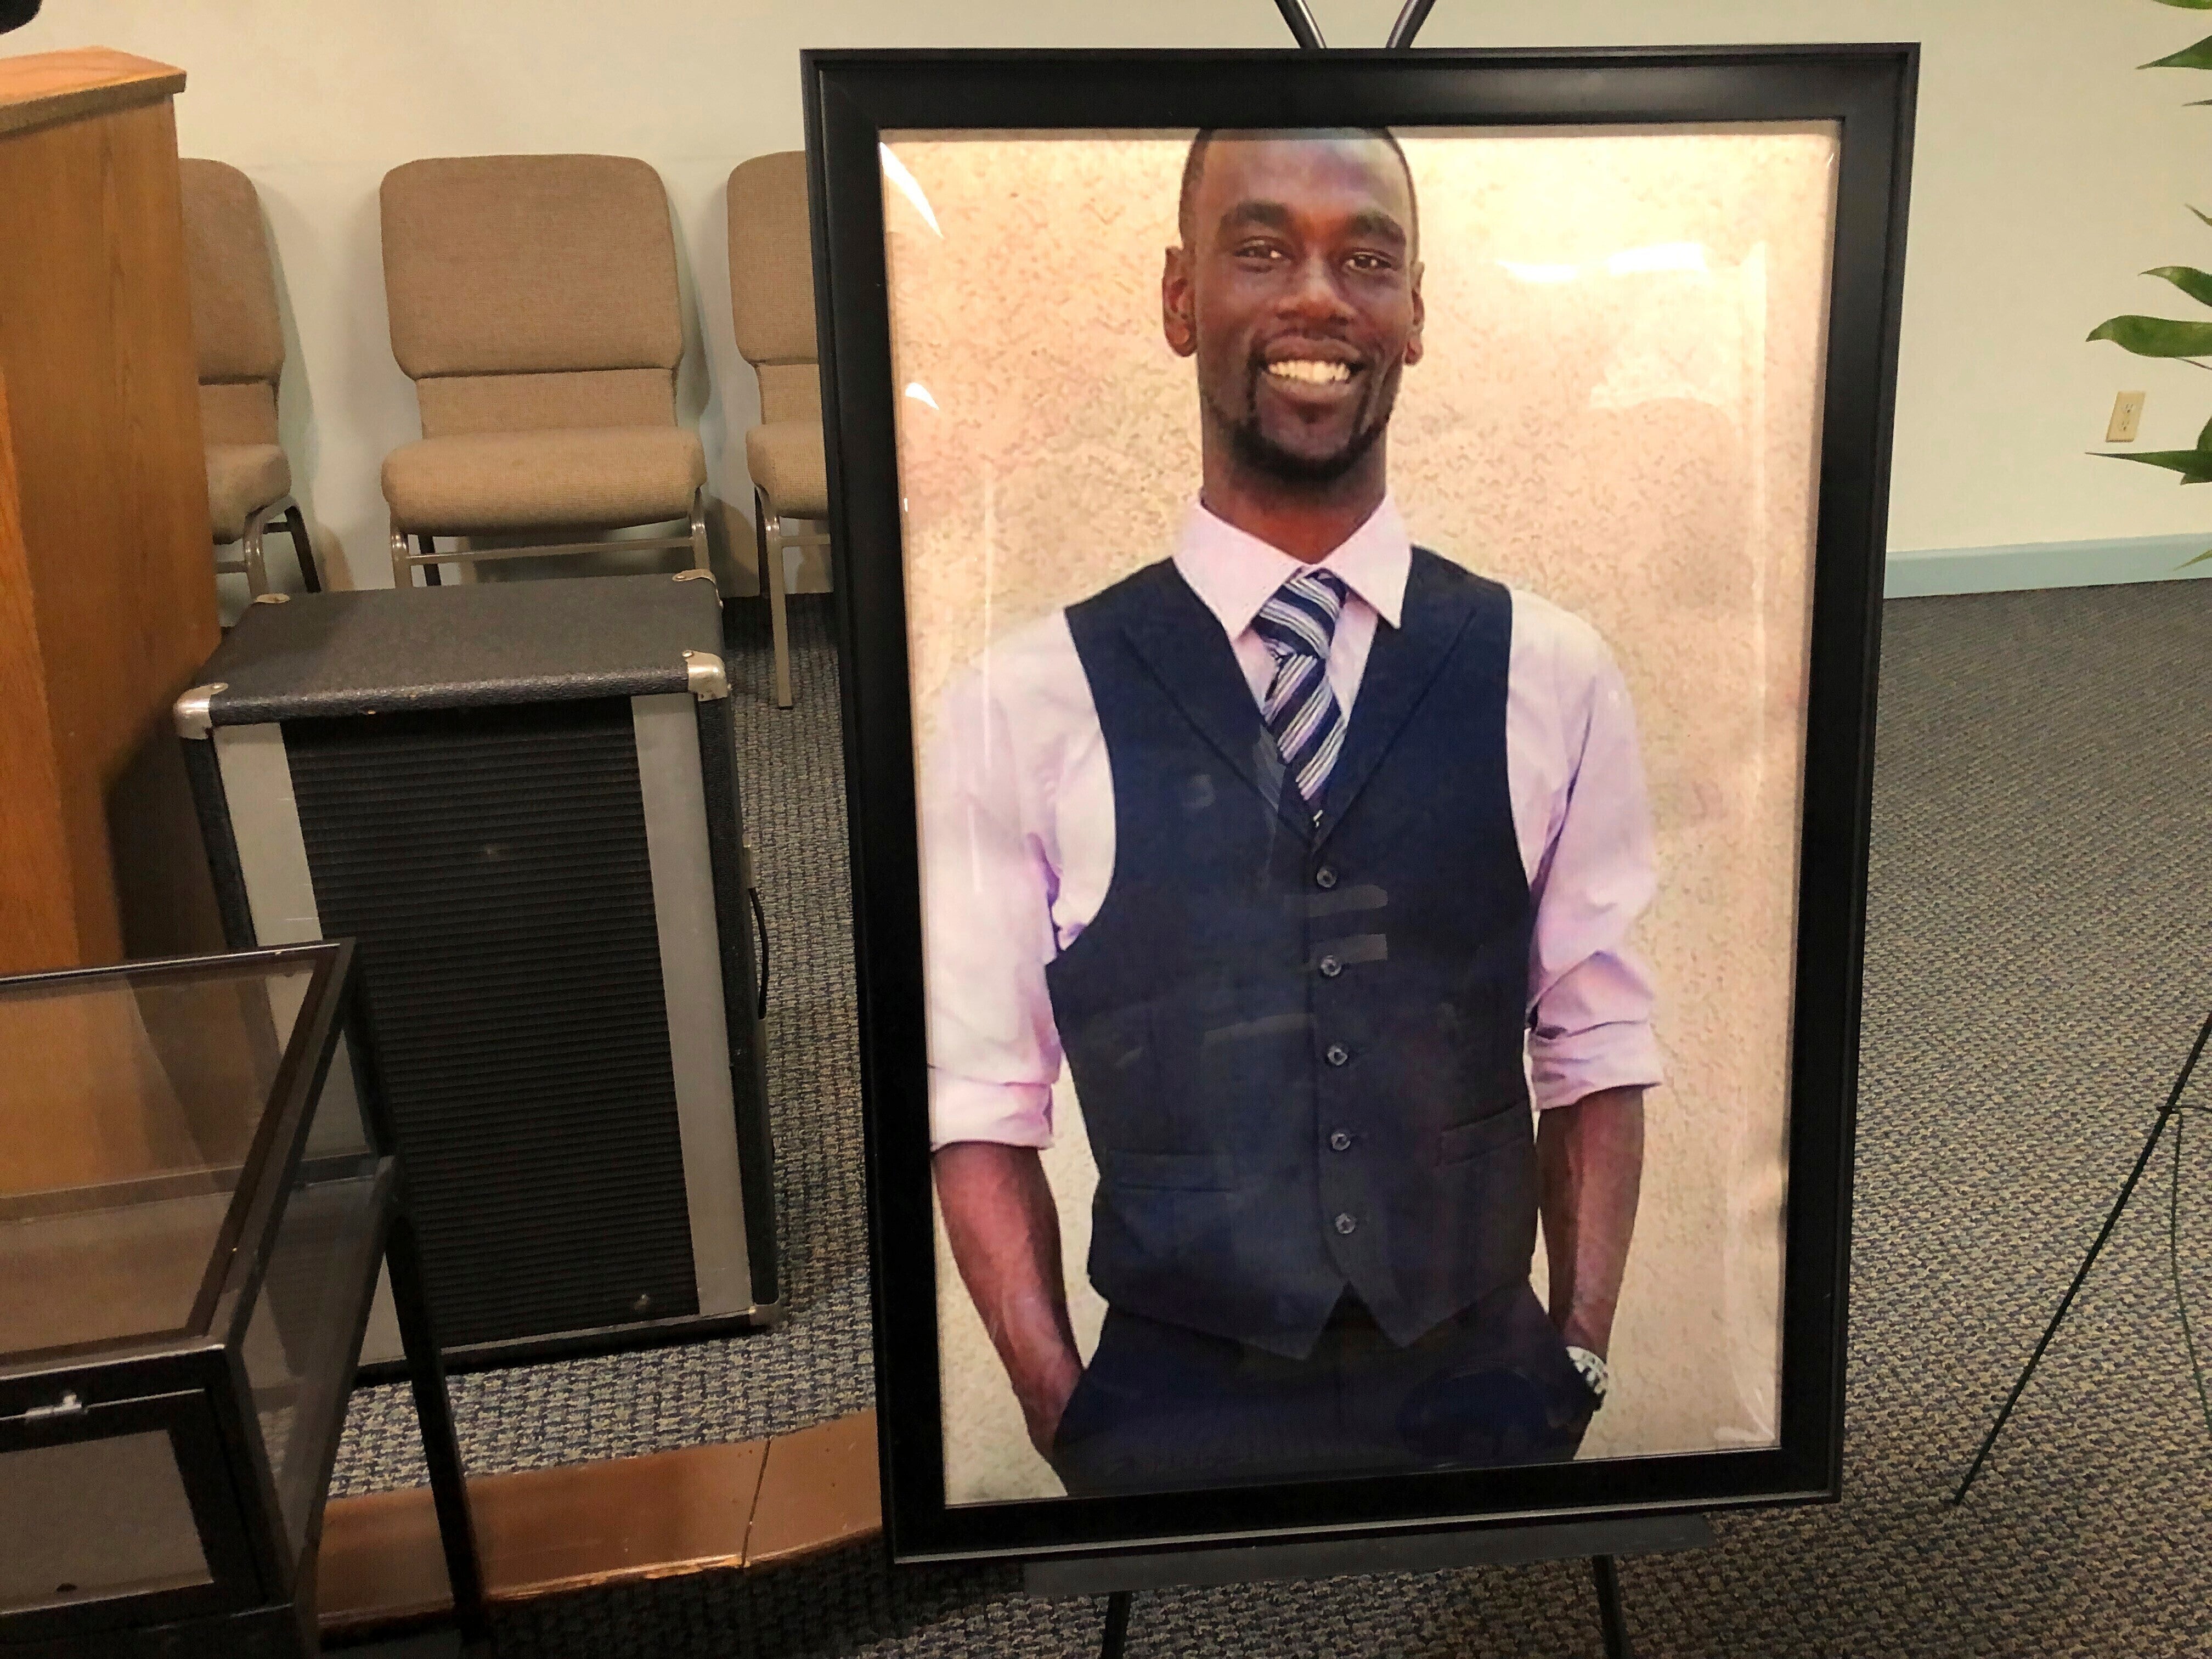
[174,572,777,1369]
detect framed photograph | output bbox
[805,44,1914,1564]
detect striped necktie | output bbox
[1252,568,1351,819]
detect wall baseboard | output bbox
[1884,532,2212,599]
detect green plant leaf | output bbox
[2181,547,2212,567]
[2152,0,2212,9]
[2087,315,2212,354]
[2143,33,2212,67]
[2146,265,2212,306]
[2197,411,2212,450]
[2192,206,2212,229]
[2094,449,2212,481]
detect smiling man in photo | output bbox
[922,128,1663,1496]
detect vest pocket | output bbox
[1437,1109,1532,1166]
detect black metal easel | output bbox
[1060,5,1669,1654]
[1092,1554,1638,1657]
[1951,1003,2212,1505]
[1098,1589,1133,1658]
[1049,1511,1698,1659]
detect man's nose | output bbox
[1280,252,1353,321]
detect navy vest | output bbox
[1047,549,1537,1360]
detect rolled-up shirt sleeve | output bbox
[1523,617,1665,1111]
[919,648,1066,1150]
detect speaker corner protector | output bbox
[682,650,730,702]
[174,682,228,740]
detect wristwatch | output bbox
[1565,1345,1609,1405]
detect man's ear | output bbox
[1404,259,1425,368]
[1162,245,1198,358]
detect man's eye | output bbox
[1346,252,1393,273]
[1234,243,1286,261]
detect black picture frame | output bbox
[805,43,1915,1566]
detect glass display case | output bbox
[0,942,483,1657]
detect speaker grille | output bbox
[286,698,699,1346]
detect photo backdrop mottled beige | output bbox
[885,125,1838,1505]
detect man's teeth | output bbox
[1266,359,1352,385]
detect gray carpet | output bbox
[336,583,2212,1656]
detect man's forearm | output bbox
[933,1141,1084,1453]
[1536,1084,1646,1358]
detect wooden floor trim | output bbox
[317,1407,879,1638]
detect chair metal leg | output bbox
[240,503,276,597]
[280,500,320,593]
[391,510,716,591]
[688,484,712,574]
[757,488,793,709]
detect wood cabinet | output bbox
[0,47,222,973]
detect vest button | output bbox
[1314,866,1338,889]
[1318,955,1342,978]
[1334,1212,1357,1234]
[1325,1043,1350,1067]
[1329,1130,1352,1152]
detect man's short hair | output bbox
[1176,127,1418,249]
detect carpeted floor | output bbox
[335,583,2212,1656]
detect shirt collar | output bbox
[1172,495,1411,639]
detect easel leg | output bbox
[1098,1589,1132,1658]
[1953,1004,2212,1504]
[1591,1555,1633,1659]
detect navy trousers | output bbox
[1049,1280,1595,1496]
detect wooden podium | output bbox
[0,48,222,974]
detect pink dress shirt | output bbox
[922,496,1664,1150]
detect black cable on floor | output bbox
[2168,1084,2212,1442]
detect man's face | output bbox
[1164,133,1424,488]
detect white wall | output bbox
[13,0,2212,584]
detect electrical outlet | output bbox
[2107,390,2146,444]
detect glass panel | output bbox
[304,1033,373,1163]
[240,1164,382,1560]
[241,1036,383,1559]
[0,961,316,1355]
[0,1432,211,1612]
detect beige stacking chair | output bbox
[729,151,830,709]
[378,154,708,586]
[180,159,319,597]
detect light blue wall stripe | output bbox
[1884,533,2212,599]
